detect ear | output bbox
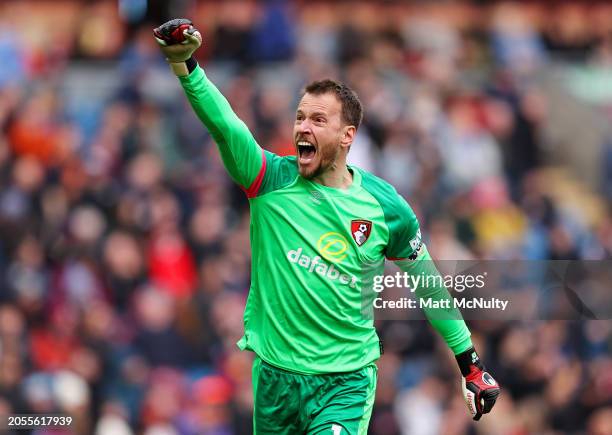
[340,125,356,149]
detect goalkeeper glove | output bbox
[153,18,202,77]
[455,347,500,421]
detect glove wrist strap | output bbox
[455,346,484,377]
[168,57,197,77]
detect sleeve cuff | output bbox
[169,57,198,77]
[455,346,484,376]
[185,57,198,73]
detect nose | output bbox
[297,119,313,135]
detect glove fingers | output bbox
[154,36,168,46]
[462,378,479,419]
[153,28,167,43]
[464,379,500,420]
[480,389,500,414]
[183,29,202,45]
[170,24,191,43]
[153,18,193,45]
[180,26,195,44]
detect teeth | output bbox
[297,141,314,147]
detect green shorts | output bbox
[252,357,377,435]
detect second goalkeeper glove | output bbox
[153,18,202,76]
[456,347,500,421]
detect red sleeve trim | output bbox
[243,148,267,198]
[386,256,407,261]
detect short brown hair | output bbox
[303,79,363,130]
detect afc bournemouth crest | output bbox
[351,219,372,246]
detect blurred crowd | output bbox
[0,1,611,434]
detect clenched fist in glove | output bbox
[153,19,202,76]
[456,347,500,421]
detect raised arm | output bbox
[154,19,265,196]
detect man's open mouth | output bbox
[297,141,316,164]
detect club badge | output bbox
[351,219,372,246]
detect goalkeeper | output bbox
[154,19,500,434]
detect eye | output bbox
[315,117,326,123]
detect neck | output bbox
[312,159,353,189]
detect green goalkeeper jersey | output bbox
[179,66,472,374]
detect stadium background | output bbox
[0,0,611,434]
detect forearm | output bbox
[395,245,473,354]
[178,64,264,190]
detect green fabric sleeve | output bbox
[394,245,473,354]
[178,66,264,192]
[257,152,299,196]
[358,170,422,259]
